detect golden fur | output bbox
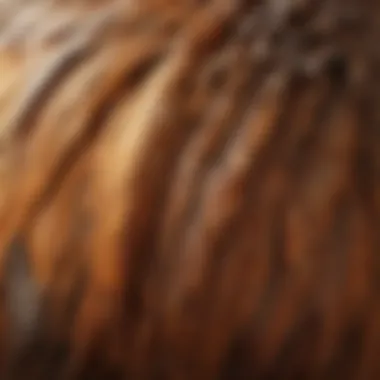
[0,0,379,379]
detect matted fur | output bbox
[0,0,379,379]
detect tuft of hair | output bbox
[0,0,379,379]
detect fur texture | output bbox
[0,0,379,379]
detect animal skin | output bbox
[0,0,379,379]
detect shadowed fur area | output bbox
[0,0,379,379]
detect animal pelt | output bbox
[0,0,379,379]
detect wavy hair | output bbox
[0,0,379,379]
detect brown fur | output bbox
[0,0,379,379]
